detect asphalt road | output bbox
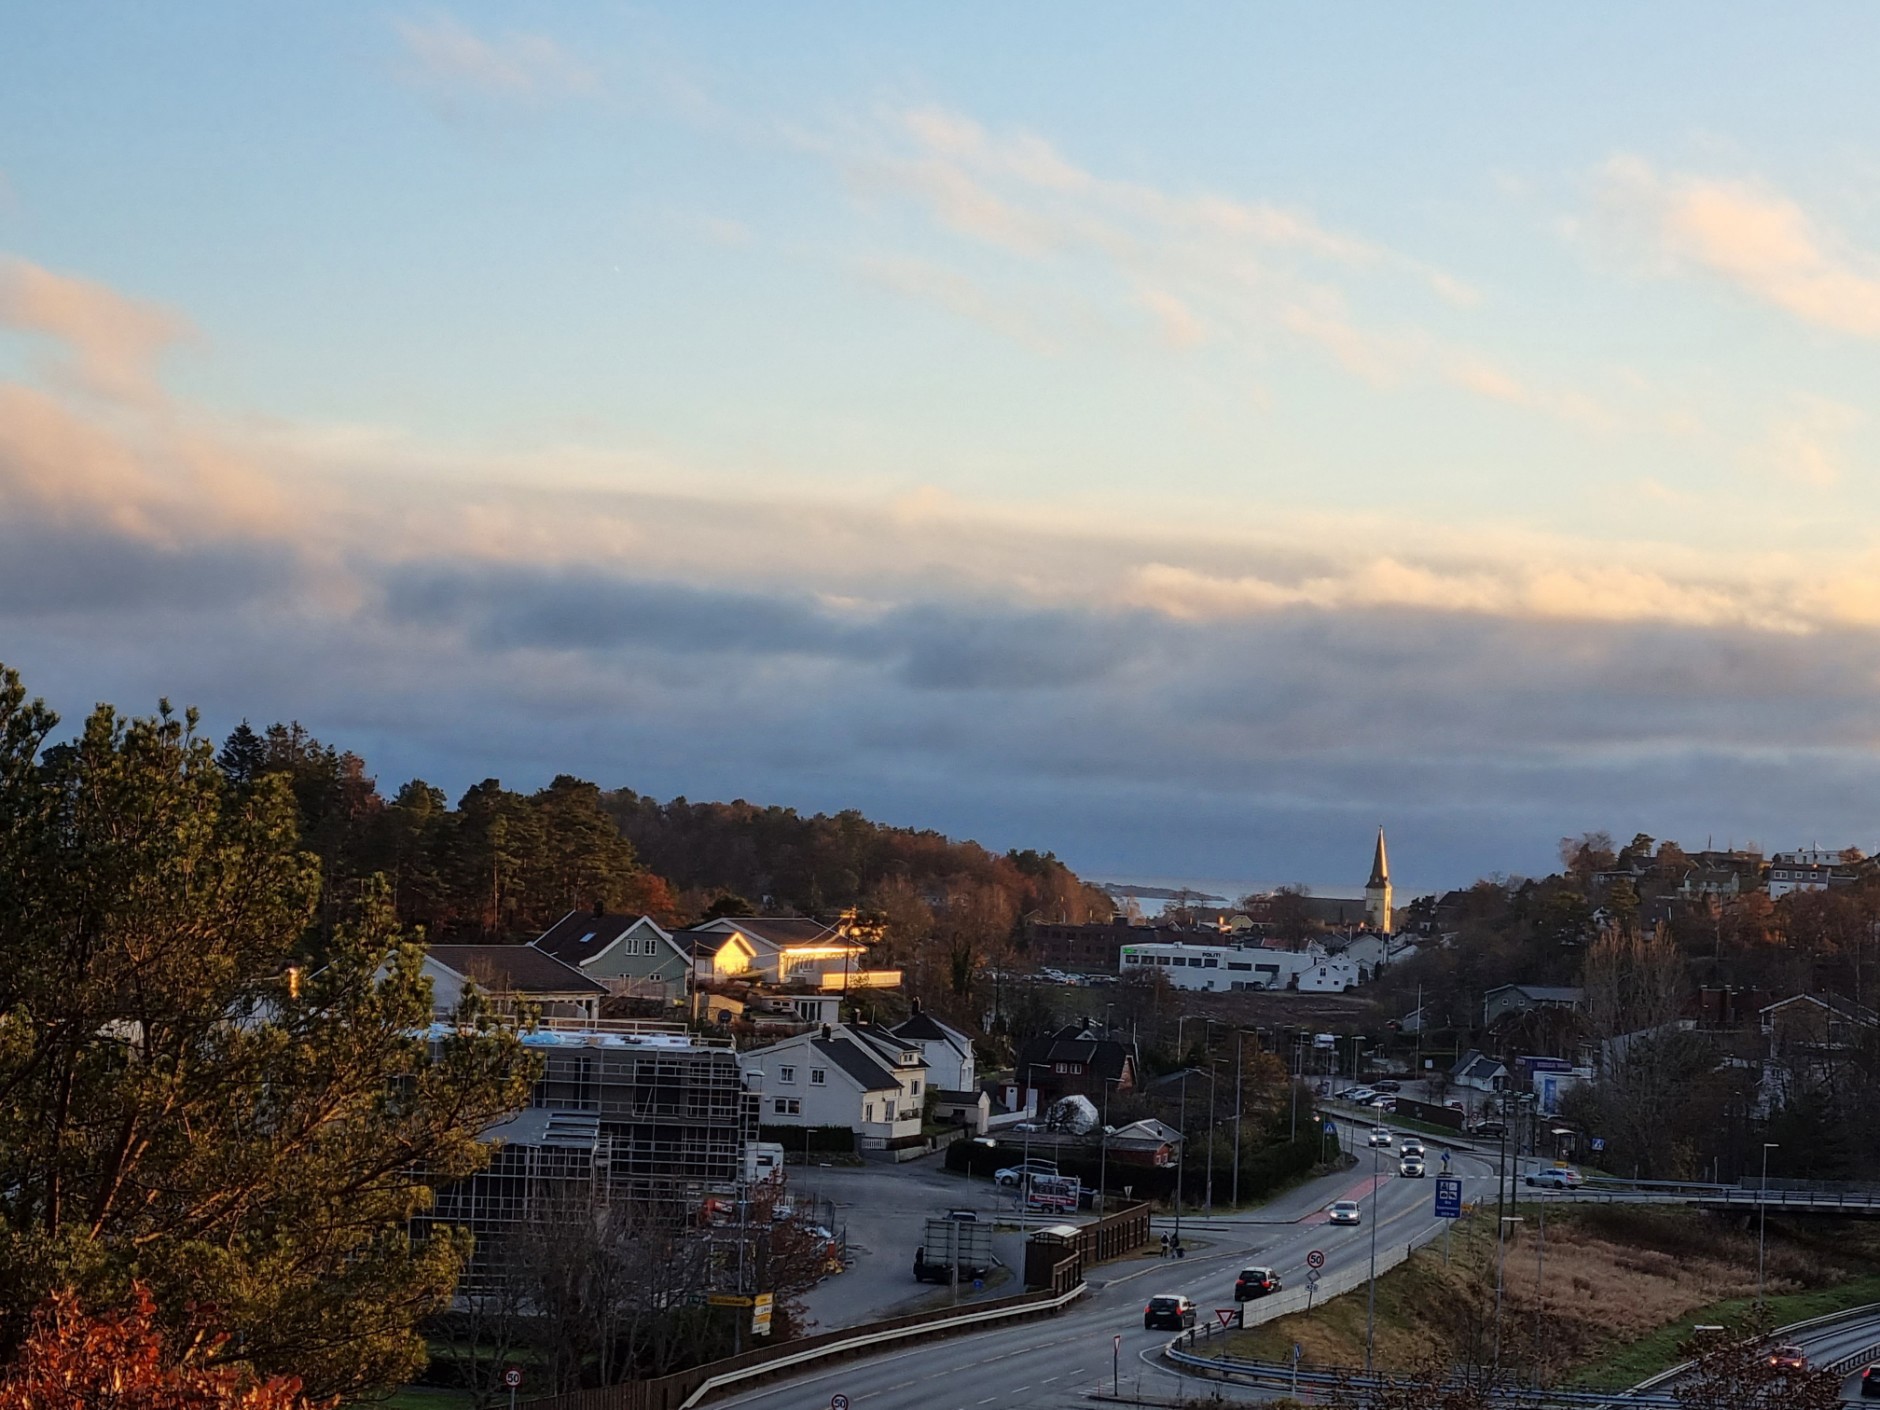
[725,1122,1504,1410]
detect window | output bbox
[810,1068,826,1085]
[779,1065,796,1084]
[864,1102,875,1122]
[911,1079,921,1095]
[773,1097,800,1115]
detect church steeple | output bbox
[1365,826,1393,933]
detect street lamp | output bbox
[1365,1133,1381,1374]
[1757,1142,1779,1302]
[1099,1074,1124,1213]
[1493,1215,1525,1379]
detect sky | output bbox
[5,6,1880,894]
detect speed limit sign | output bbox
[832,1397,851,1410]
[503,1368,523,1388]
[1306,1249,1325,1270]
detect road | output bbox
[724,1120,1503,1410]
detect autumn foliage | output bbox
[0,1285,325,1410]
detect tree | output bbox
[0,1284,318,1410]
[0,666,535,1401]
[1672,1321,1841,1409]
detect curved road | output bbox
[719,1121,1502,1410]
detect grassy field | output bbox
[1220,1202,1880,1391]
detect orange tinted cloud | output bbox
[0,257,190,404]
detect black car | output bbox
[1233,1266,1282,1301]
[1474,1120,1507,1139]
[1371,1080,1401,1093]
[1861,1363,1880,1397]
[1144,1294,1197,1330]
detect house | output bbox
[422,944,607,1024]
[1767,851,1859,900]
[1450,1048,1508,1093]
[1759,992,1879,1050]
[888,1001,976,1091]
[738,1021,929,1149]
[679,916,899,989]
[931,1088,992,1134]
[1017,1024,1138,1109]
[684,928,761,984]
[1482,984,1585,1029]
[1104,1117,1182,1168]
[529,908,689,1002]
[1118,940,1357,992]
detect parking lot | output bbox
[790,1152,1070,1329]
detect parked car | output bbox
[1328,1199,1362,1225]
[1144,1294,1197,1330]
[1369,1097,1398,1112]
[994,1159,1059,1187]
[1371,1080,1402,1093]
[1525,1167,1585,1190]
[1473,1120,1507,1139]
[1234,1266,1283,1300]
[1346,1087,1376,1103]
[1859,1362,1880,1397]
[1766,1344,1806,1372]
[1368,1128,1393,1147]
[945,1208,980,1221]
[1400,1139,1426,1159]
[1399,1156,1426,1178]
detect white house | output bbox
[888,1002,976,1091]
[1118,941,1358,993]
[739,1022,928,1148]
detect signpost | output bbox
[751,1292,773,1337]
[707,1293,754,1307]
[1290,1342,1303,1399]
[1435,1174,1463,1263]
[502,1366,521,1410]
[1113,1333,1122,1395]
[1306,1248,1325,1270]
[1216,1309,1239,1329]
[832,1396,850,1410]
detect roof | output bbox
[427,944,607,996]
[530,910,679,966]
[1449,1047,1507,1081]
[1759,992,1880,1026]
[892,1009,971,1055]
[480,1108,604,1151]
[1368,827,1389,888]
[811,1036,902,1093]
[1018,1025,1134,1082]
[1487,984,1586,1005]
[689,916,841,950]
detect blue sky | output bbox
[6,6,1880,893]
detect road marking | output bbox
[976,1396,998,1404]
[1040,1376,1059,1384]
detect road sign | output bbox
[1434,1176,1463,1219]
[1292,1342,1303,1362]
[1304,1269,1320,1290]
[751,1292,773,1337]
[1591,1137,1606,1152]
[707,1294,754,1307]
[502,1369,522,1388]
[1114,1334,1122,1350]
[1306,1248,1325,1269]
[832,1397,850,1410]
[1217,1309,1239,1328]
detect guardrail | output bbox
[1576,1178,1880,1211]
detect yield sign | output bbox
[1217,1309,1239,1327]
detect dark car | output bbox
[1233,1266,1282,1301]
[1861,1362,1880,1397]
[1371,1079,1402,1093]
[1766,1343,1806,1372]
[1144,1294,1197,1330]
[1473,1120,1507,1139]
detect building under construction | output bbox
[417,1018,759,1292]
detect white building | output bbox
[1118,941,1359,993]
[738,1021,927,1148]
[888,1003,976,1092]
[1767,850,1860,900]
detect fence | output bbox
[523,1255,1084,1410]
[1021,1200,1153,1287]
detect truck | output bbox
[914,1216,995,1283]
[744,1141,786,1183]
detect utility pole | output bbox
[1364,1135,1380,1375]
[1493,1216,1524,1377]
[1232,1029,1244,1209]
[1758,1142,1779,1302]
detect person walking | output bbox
[1160,1233,1170,1259]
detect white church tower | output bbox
[1365,826,1393,934]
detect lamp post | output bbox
[1364,1134,1381,1374]
[1757,1141,1779,1302]
[1099,1075,1124,1213]
[1493,1215,1524,1379]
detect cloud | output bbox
[392,14,596,101]
[0,257,191,403]
[1598,155,1880,337]
[1745,395,1864,488]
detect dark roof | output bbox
[812,1036,901,1093]
[530,910,676,965]
[1368,827,1389,888]
[1019,1025,1134,1082]
[1760,992,1880,1025]
[689,916,838,948]
[427,944,606,995]
[892,1010,969,1053]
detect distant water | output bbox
[1096,874,1362,916]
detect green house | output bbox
[529,909,690,1004]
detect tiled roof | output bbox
[530,910,676,965]
[427,944,606,995]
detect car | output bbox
[1524,1167,1585,1190]
[1766,1344,1806,1372]
[1144,1294,1197,1330]
[1371,1080,1402,1093]
[1445,1100,1464,1111]
[1368,1128,1393,1148]
[994,1159,1059,1187]
[1400,1139,1426,1159]
[1473,1120,1507,1139]
[1337,1086,1366,1100]
[1329,1199,1362,1225]
[1234,1266,1283,1300]
[1369,1097,1398,1112]
[944,1208,980,1221]
[1346,1087,1377,1103]
[1399,1156,1426,1178]
[1860,1362,1880,1397]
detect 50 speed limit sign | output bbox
[503,1368,523,1388]
[1306,1249,1325,1270]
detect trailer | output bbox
[914,1216,995,1283]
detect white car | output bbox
[1399,1156,1426,1178]
[1328,1199,1362,1225]
[1368,1128,1393,1148]
[994,1159,1059,1187]
[1525,1167,1586,1191]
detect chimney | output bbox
[821,1023,832,1041]
[592,897,605,917]
[910,997,923,1015]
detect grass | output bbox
[350,1390,477,1410]
[1569,1272,1880,1389]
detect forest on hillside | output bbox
[213,721,1112,962]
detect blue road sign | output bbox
[1434,1176,1463,1220]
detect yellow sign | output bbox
[751,1292,774,1336]
[708,1294,753,1308]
